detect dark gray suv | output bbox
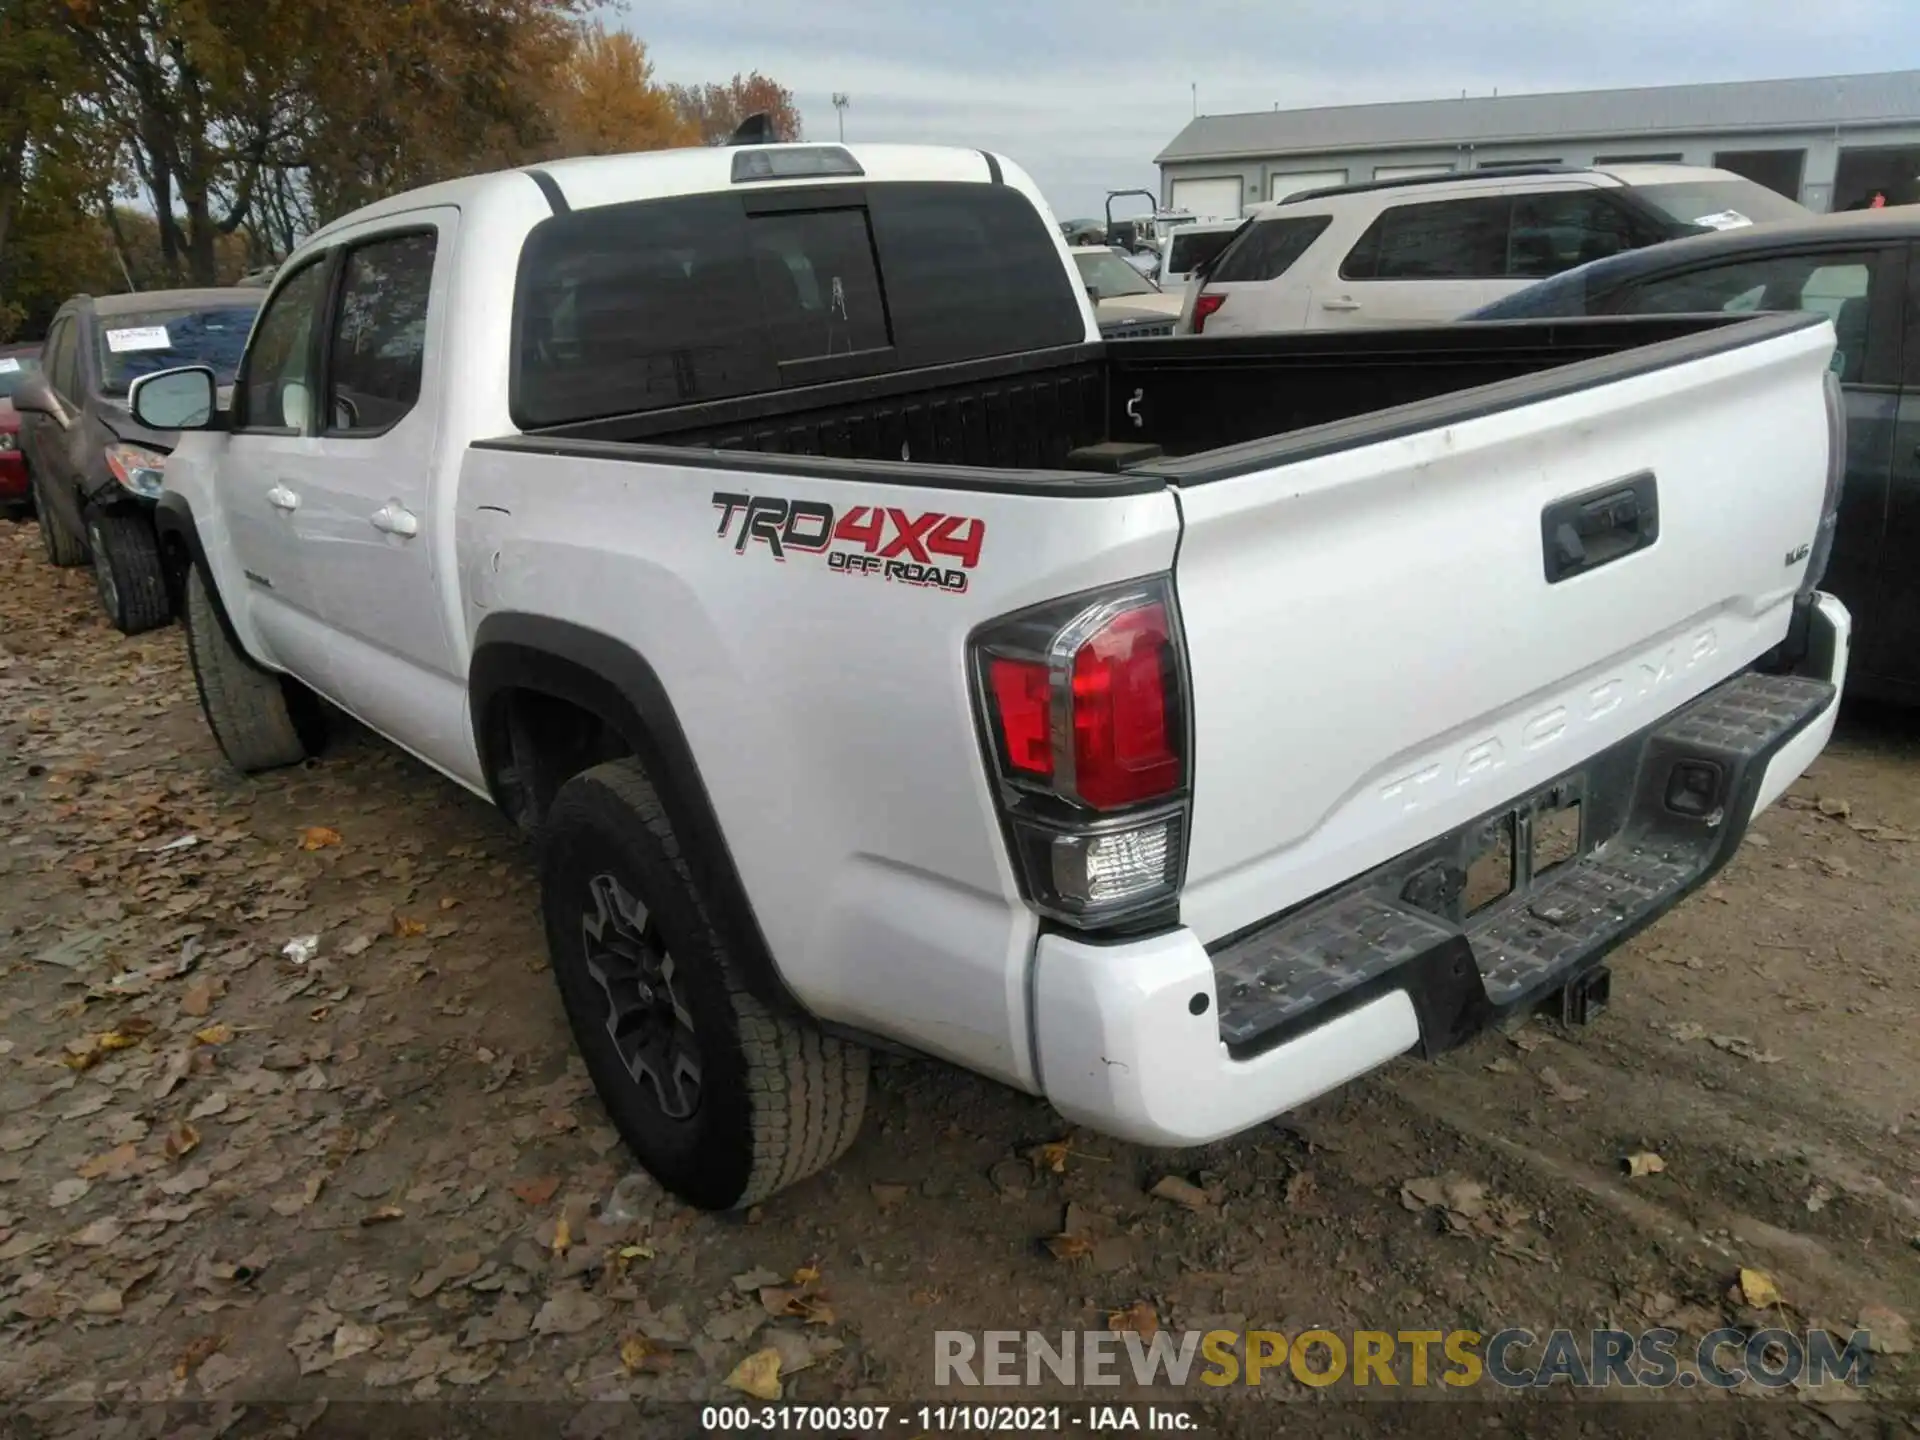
[13,288,259,633]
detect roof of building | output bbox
[1157,70,1920,164]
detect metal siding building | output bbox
[1156,71,1920,218]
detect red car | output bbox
[0,342,43,514]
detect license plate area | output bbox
[1460,784,1586,920]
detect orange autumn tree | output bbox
[669,73,803,146]
[544,23,695,158]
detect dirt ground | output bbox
[1,516,1917,1430]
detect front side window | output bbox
[327,231,437,435]
[1507,192,1665,278]
[239,261,331,432]
[94,304,259,396]
[1208,216,1332,283]
[1610,252,1875,381]
[1341,196,1511,280]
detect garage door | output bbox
[1268,168,1350,202]
[1170,177,1244,221]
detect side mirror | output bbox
[129,365,218,431]
[11,373,69,429]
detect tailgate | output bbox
[1170,314,1838,944]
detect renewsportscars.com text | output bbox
[934,1327,1875,1390]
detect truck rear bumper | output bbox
[1033,593,1849,1149]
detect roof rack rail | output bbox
[1279,164,1592,205]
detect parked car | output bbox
[136,139,1844,1212]
[1070,244,1184,335]
[1179,163,1811,336]
[1466,205,1920,705]
[0,343,43,517]
[11,288,260,633]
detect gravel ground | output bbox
[1,518,1916,1434]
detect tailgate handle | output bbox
[1541,472,1659,584]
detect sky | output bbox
[633,0,1918,220]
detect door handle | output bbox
[1541,472,1660,584]
[266,484,299,512]
[1320,296,1362,311]
[371,503,419,538]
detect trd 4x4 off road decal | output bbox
[711,492,985,594]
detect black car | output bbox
[1468,207,1920,706]
[12,288,260,633]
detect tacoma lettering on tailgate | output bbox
[711,492,985,594]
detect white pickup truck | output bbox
[128,138,1852,1212]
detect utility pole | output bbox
[832,93,850,143]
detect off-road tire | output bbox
[32,474,84,567]
[541,758,868,1210]
[183,565,309,772]
[85,509,172,634]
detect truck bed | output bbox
[488,313,1777,482]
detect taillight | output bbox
[1191,291,1226,334]
[1804,368,1845,593]
[971,577,1191,928]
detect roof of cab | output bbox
[91,287,262,318]
[305,143,1017,247]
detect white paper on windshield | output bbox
[105,325,172,353]
[0,358,18,374]
[1691,210,1753,231]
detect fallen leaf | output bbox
[1740,1268,1784,1308]
[71,1217,124,1248]
[189,1092,230,1121]
[359,1206,405,1227]
[509,1175,559,1207]
[409,1251,483,1300]
[1711,1035,1783,1064]
[1148,1175,1211,1212]
[391,915,428,939]
[1536,1066,1589,1103]
[870,1182,910,1211]
[180,983,215,1017]
[1508,1028,1549,1053]
[1485,1056,1518,1074]
[531,1290,606,1336]
[1816,796,1852,819]
[1858,1304,1911,1355]
[78,1143,138,1180]
[1107,1300,1159,1338]
[1667,1021,1707,1042]
[49,1178,91,1209]
[300,827,343,851]
[1044,1232,1094,1262]
[332,1321,382,1361]
[550,1214,571,1256]
[174,1335,223,1380]
[724,1348,784,1401]
[791,1264,821,1286]
[1624,1152,1667,1179]
[193,1352,249,1393]
[1032,1140,1072,1174]
[194,1023,234,1046]
[81,1288,125,1316]
[620,1334,663,1373]
[165,1122,201,1160]
[732,1267,785,1293]
[159,1166,212,1198]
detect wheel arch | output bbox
[468,612,807,1019]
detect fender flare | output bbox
[468,612,806,1019]
[152,492,271,674]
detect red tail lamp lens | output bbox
[988,657,1053,777]
[1070,602,1179,809]
[1191,292,1226,333]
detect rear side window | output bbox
[1207,217,1331,283]
[1342,196,1511,280]
[513,182,1083,428]
[1166,228,1237,276]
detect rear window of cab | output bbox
[511,182,1086,429]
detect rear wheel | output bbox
[183,565,311,772]
[540,758,868,1210]
[32,474,84,567]
[85,509,172,634]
